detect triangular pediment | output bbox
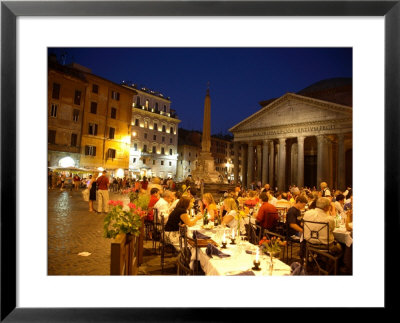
[229,93,352,133]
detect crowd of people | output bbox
[49,167,353,274]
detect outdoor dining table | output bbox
[333,225,353,247]
[186,221,292,276]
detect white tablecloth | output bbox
[333,225,353,247]
[186,222,291,276]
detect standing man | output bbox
[319,182,331,197]
[96,170,110,213]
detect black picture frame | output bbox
[1,0,398,321]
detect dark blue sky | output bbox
[49,48,352,134]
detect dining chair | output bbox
[303,220,343,275]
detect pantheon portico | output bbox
[229,89,352,191]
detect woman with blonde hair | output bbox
[221,197,245,234]
[202,193,217,221]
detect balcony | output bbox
[133,104,178,119]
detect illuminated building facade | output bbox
[48,56,136,176]
[123,84,181,179]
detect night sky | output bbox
[49,47,352,134]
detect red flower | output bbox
[116,200,124,206]
[128,203,136,209]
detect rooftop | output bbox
[122,82,171,101]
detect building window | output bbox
[162,125,166,132]
[143,159,146,164]
[134,143,138,151]
[189,152,191,157]
[90,102,97,114]
[144,133,148,139]
[162,137,165,143]
[74,90,81,105]
[111,91,120,101]
[50,103,58,117]
[136,97,140,106]
[48,130,56,144]
[52,83,60,99]
[108,149,116,159]
[145,99,149,108]
[88,123,98,136]
[154,123,158,131]
[143,144,147,152]
[169,161,172,166]
[85,145,96,156]
[188,169,191,173]
[153,160,156,165]
[169,149,173,155]
[133,158,136,163]
[135,119,139,126]
[73,109,80,122]
[152,146,156,153]
[161,147,165,155]
[109,127,115,139]
[164,105,167,112]
[170,138,172,144]
[71,133,77,147]
[92,84,98,93]
[111,107,117,119]
[170,127,174,134]
[189,161,191,166]
[155,103,158,111]
[153,135,157,141]
[180,160,182,165]
[161,160,164,166]
[144,121,148,128]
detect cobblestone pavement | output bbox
[48,188,177,275]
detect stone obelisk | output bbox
[191,85,220,183]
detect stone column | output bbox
[262,140,270,185]
[233,142,240,184]
[291,142,298,186]
[269,141,275,188]
[337,134,346,191]
[247,142,254,188]
[277,138,286,191]
[316,135,324,187]
[241,143,247,188]
[297,136,305,188]
[256,144,262,183]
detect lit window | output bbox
[88,123,98,136]
[73,109,79,122]
[112,91,120,101]
[85,145,96,156]
[50,103,57,117]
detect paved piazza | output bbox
[48,189,130,275]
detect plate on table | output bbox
[202,224,214,230]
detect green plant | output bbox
[103,200,147,239]
[130,192,150,210]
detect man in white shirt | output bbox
[303,197,342,255]
[154,190,175,222]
